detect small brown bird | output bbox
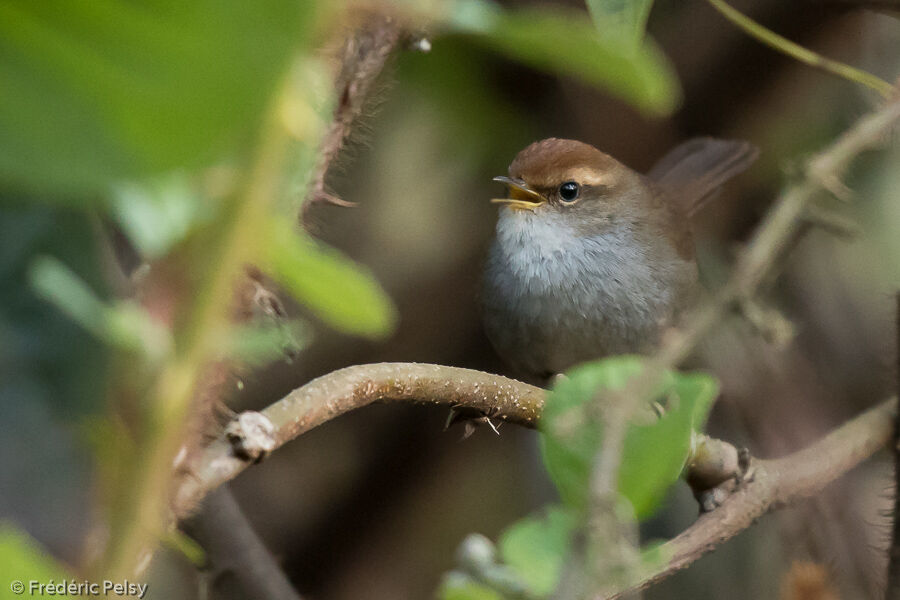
[482,137,757,379]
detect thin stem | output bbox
[706,0,894,97]
[98,74,294,578]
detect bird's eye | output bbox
[558,181,580,202]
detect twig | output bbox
[578,394,644,598]
[173,364,543,516]
[705,0,894,97]
[885,294,900,599]
[580,91,900,597]
[301,13,404,220]
[181,487,305,600]
[657,92,900,369]
[608,397,897,599]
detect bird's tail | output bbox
[648,137,759,216]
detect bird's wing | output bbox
[648,137,758,217]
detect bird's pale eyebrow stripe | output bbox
[580,183,607,195]
[562,167,612,186]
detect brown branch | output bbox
[610,397,897,599]
[301,13,404,220]
[173,363,543,515]
[174,364,895,596]
[181,486,305,600]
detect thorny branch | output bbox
[173,364,543,515]
[301,13,405,220]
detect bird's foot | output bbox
[686,433,755,513]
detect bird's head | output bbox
[491,138,646,227]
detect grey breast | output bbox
[481,210,693,376]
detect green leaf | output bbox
[639,539,671,572]
[498,505,577,597]
[28,255,107,341]
[111,174,209,259]
[262,219,398,339]
[0,522,72,584]
[619,372,718,516]
[539,356,645,510]
[438,572,504,600]
[447,2,679,115]
[162,530,206,568]
[28,256,171,358]
[585,0,655,51]
[0,0,312,197]
[222,319,310,367]
[540,357,718,518]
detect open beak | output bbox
[491,176,545,211]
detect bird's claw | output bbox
[445,406,503,439]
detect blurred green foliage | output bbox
[585,0,655,51]
[498,505,577,597]
[224,320,309,368]
[439,572,505,600]
[0,522,71,584]
[0,208,108,417]
[449,1,680,115]
[110,175,209,260]
[263,219,398,339]
[29,255,170,359]
[0,208,104,562]
[0,0,312,197]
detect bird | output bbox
[481,137,758,380]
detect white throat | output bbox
[493,208,655,292]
